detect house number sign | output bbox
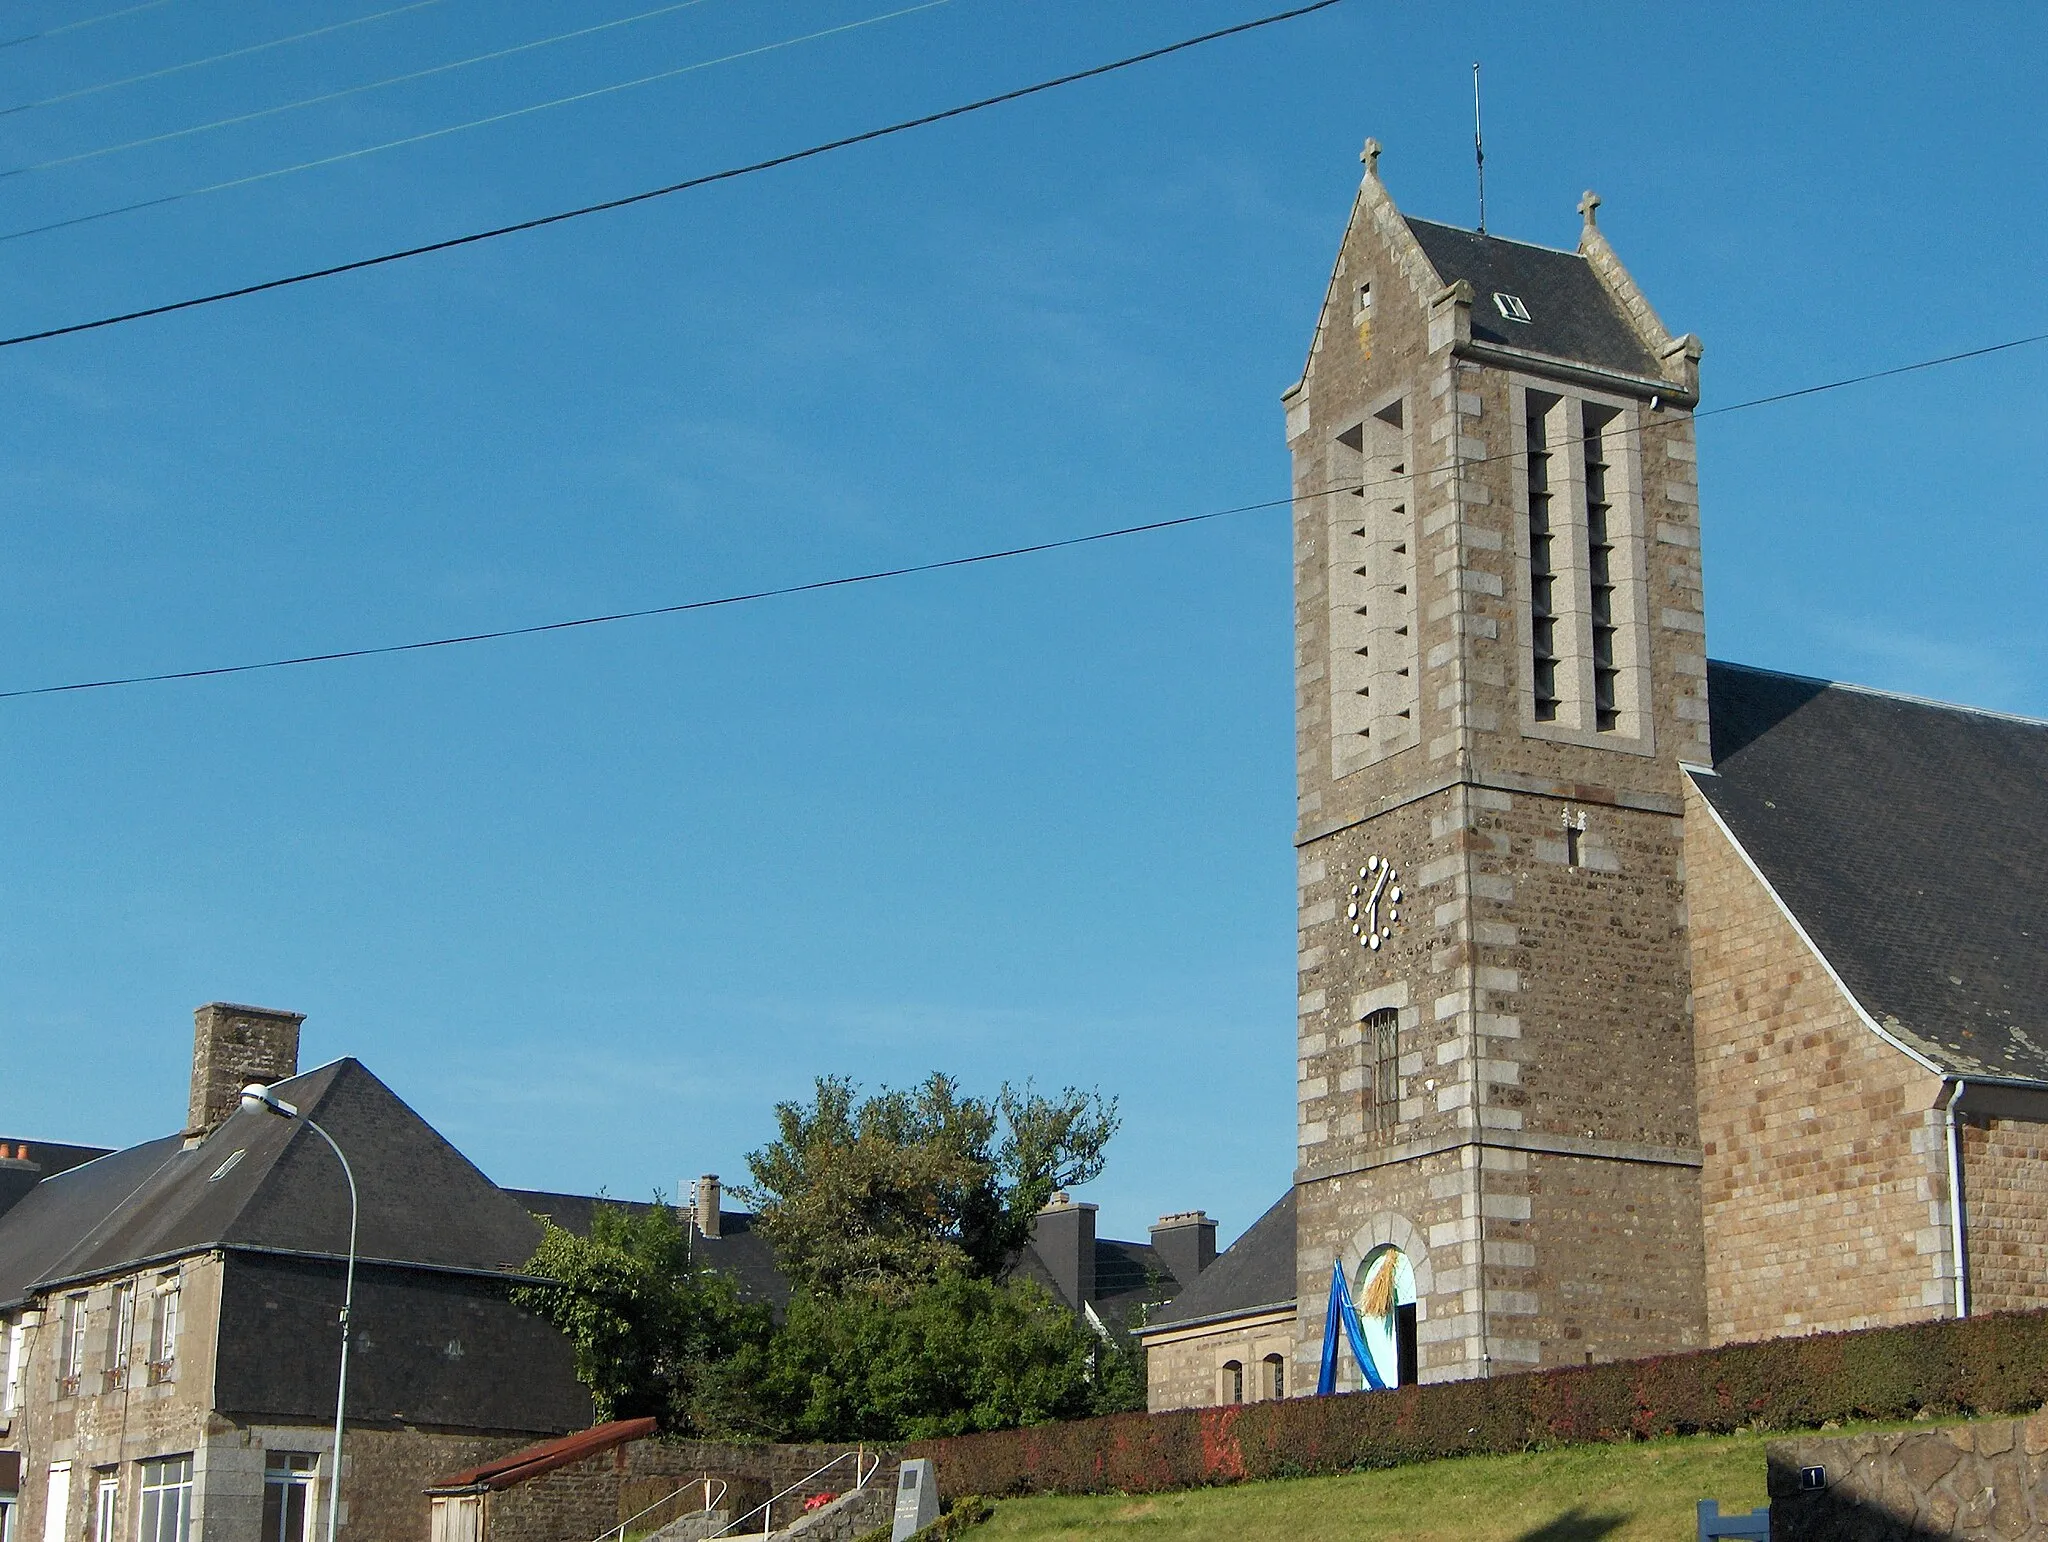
[1348,856,1402,950]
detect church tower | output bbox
[1286,142,1711,1386]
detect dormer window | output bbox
[1492,292,1531,323]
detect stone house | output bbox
[1140,139,2048,1410]
[0,1005,591,1542]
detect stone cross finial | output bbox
[1578,189,1601,227]
[1361,137,1382,176]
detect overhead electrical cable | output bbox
[2,0,721,179]
[0,0,953,242]
[2,330,2041,705]
[0,0,177,50]
[0,0,1349,349]
[1,0,451,114]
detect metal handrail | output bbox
[709,1448,876,1540]
[595,1476,730,1542]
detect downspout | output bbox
[1944,1079,1969,1319]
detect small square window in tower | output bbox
[1325,401,1419,773]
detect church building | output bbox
[1139,140,2048,1408]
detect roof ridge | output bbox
[1710,658,2048,730]
[1404,215,1583,260]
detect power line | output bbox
[3,330,2041,705]
[0,0,177,51]
[0,0,1348,350]
[1,0,451,115]
[0,499,1290,702]
[0,0,954,242]
[2,0,720,179]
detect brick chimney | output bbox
[187,1002,304,1135]
[1149,1210,1217,1289]
[694,1174,722,1239]
[1031,1192,1096,1311]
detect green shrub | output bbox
[899,1308,2048,1498]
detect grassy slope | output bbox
[972,1432,1774,1542]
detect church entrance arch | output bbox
[1357,1245,1419,1388]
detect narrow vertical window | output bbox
[1266,1353,1286,1400]
[104,1282,135,1392]
[148,1275,180,1384]
[1222,1360,1243,1405]
[1525,397,1560,721]
[57,1294,86,1395]
[138,1458,193,1542]
[92,1472,118,1542]
[1361,1007,1401,1131]
[3,1318,23,1413]
[1582,406,1621,731]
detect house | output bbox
[1140,138,2048,1409]
[0,1004,591,1542]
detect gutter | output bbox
[1941,1080,1970,1320]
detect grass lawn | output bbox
[971,1431,1774,1542]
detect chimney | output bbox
[1149,1210,1217,1289]
[1031,1192,1097,1310]
[694,1174,721,1239]
[188,1002,304,1135]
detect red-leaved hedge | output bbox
[901,1309,2048,1498]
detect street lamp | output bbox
[241,1084,358,1542]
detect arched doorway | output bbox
[1356,1245,1419,1388]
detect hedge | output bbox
[900,1308,2048,1498]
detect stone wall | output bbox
[478,1439,891,1542]
[1142,1308,1294,1412]
[1768,1413,2048,1540]
[1686,779,1957,1342]
[1958,1119,2048,1316]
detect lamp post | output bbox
[242,1084,358,1542]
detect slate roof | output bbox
[1007,1233,1179,1331]
[512,1191,794,1314]
[1404,219,1661,380]
[1137,1189,1296,1334]
[1696,661,2048,1084]
[0,1059,548,1310]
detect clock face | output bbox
[1348,856,1403,951]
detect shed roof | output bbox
[1696,661,2048,1083]
[428,1417,659,1493]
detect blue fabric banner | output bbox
[1315,1258,1385,1394]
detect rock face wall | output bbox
[1768,1413,2048,1540]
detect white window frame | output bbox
[2,1320,23,1414]
[57,1296,87,1395]
[137,1458,193,1542]
[148,1276,180,1384]
[261,1454,318,1542]
[92,1473,117,1542]
[105,1284,135,1392]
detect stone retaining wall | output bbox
[1768,1412,2048,1540]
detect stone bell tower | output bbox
[1285,141,1711,1387]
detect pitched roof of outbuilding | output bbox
[1137,1188,1295,1335]
[1404,218,1662,380]
[0,1059,546,1309]
[1695,661,2048,1084]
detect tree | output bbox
[512,1199,774,1435]
[754,1272,1106,1440]
[737,1074,1119,1297]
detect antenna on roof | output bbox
[1472,62,1486,234]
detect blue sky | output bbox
[1,1,2043,1250]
